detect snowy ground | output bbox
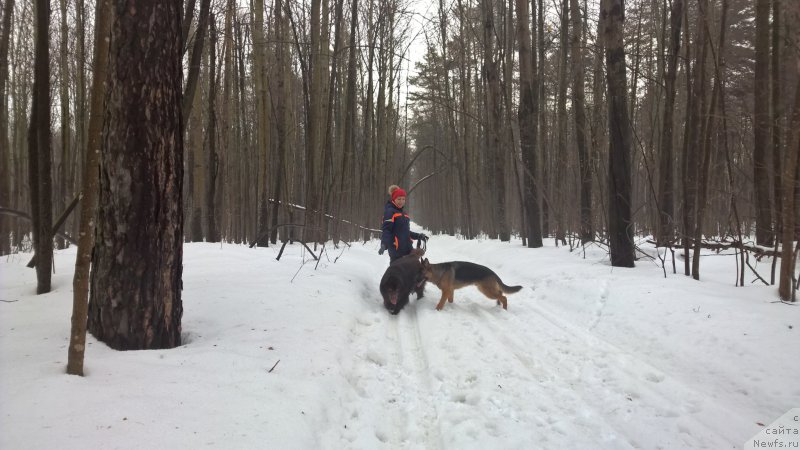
[1,234,798,449]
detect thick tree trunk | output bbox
[754,0,773,245]
[602,0,635,267]
[68,0,111,376]
[29,0,54,293]
[253,0,271,246]
[779,3,800,301]
[516,0,541,247]
[88,0,183,350]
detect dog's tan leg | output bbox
[478,283,508,310]
[436,292,448,310]
[498,295,508,310]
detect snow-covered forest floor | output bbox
[1,234,798,449]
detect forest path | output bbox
[322,237,754,449]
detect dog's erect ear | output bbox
[421,258,429,267]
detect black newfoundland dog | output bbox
[379,250,426,314]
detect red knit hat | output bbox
[391,187,407,202]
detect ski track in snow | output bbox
[509,291,735,449]
[323,279,444,449]
[328,255,759,449]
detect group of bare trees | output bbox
[409,0,799,295]
[0,0,798,357]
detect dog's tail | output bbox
[497,277,522,294]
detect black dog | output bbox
[379,251,426,314]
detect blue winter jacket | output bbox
[381,201,421,260]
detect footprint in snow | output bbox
[645,372,665,383]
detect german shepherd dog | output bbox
[420,259,522,310]
[379,249,427,314]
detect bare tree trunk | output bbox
[231,14,245,242]
[253,0,271,246]
[304,0,329,244]
[455,0,474,239]
[719,61,745,286]
[376,17,387,201]
[779,76,800,301]
[73,0,86,237]
[516,0,542,247]
[11,9,30,252]
[555,0,568,243]
[591,1,606,239]
[0,0,14,255]
[483,0,509,241]
[188,50,205,242]
[319,0,338,242]
[338,0,358,241]
[67,0,111,376]
[754,0,773,245]
[206,16,220,242]
[56,0,71,250]
[692,0,727,281]
[182,0,197,52]
[537,0,548,236]
[656,0,683,246]
[88,0,183,349]
[236,15,252,242]
[779,2,800,301]
[570,0,591,243]
[682,2,707,276]
[270,0,289,244]
[221,0,234,240]
[29,0,54,293]
[182,0,211,127]
[439,0,460,236]
[602,0,634,267]
[362,0,376,236]
[771,0,783,244]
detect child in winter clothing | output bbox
[380,185,427,263]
